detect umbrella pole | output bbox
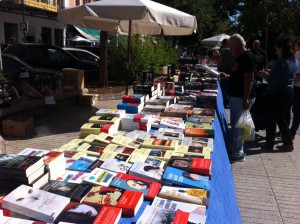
[125,20,132,95]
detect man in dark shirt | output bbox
[220,34,256,162]
[250,40,267,81]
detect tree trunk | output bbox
[99,31,108,87]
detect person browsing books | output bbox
[258,37,297,151]
[219,33,256,162]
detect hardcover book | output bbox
[55,202,121,224]
[83,168,116,187]
[158,186,209,207]
[169,156,211,176]
[129,161,164,182]
[100,158,132,174]
[127,152,166,169]
[163,166,210,190]
[2,184,70,223]
[136,205,190,224]
[40,180,93,203]
[142,138,179,150]
[109,173,161,200]
[0,154,44,177]
[83,186,143,216]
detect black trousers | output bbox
[286,86,300,136]
[266,89,293,147]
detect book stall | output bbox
[0,65,241,224]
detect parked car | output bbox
[1,53,63,95]
[74,45,100,55]
[63,47,99,63]
[3,44,99,82]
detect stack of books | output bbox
[195,92,217,109]
[122,95,145,104]
[117,102,144,114]
[120,114,152,132]
[80,123,116,138]
[133,85,157,98]
[95,108,126,118]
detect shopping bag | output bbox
[235,110,255,141]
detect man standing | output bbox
[251,40,267,80]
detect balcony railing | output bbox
[10,0,58,12]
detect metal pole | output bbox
[125,20,132,95]
[22,0,27,43]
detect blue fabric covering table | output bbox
[120,81,241,224]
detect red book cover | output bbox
[100,124,113,134]
[43,151,64,165]
[133,114,145,122]
[55,202,121,224]
[173,210,190,224]
[190,158,212,176]
[110,173,161,200]
[0,195,11,217]
[83,186,143,216]
[122,95,141,104]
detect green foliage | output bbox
[108,35,177,84]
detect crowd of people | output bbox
[216,34,300,162]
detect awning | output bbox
[74,26,100,41]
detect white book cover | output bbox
[129,161,164,181]
[152,197,207,224]
[95,108,126,118]
[0,215,44,224]
[18,148,50,157]
[2,185,70,223]
[100,158,132,174]
[83,168,116,186]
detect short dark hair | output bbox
[275,37,294,58]
[222,39,228,44]
[143,165,159,172]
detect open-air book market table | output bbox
[0,81,241,224]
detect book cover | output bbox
[142,138,179,150]
[109,173,161,200]
[129,161,164,182]
[175,145,211,157]
[55,202,121,224]
[61,150,87,159]
[18,148,50,157]
[2,184,70,223]
[136,205,190,224]
[111,135,142,148]
[169,156,212,176]
[83,186,143,216]
[122,95,144,104]
[158,186,209,207]
[52,170,88,184]
[187,108,215,117]
[88,116,120,124]
[186,115,214,124]
[163,166,210,190]
[0,216,46,224]
[100,158,132,174]
[127,153,166,169]
[95,108,126,118]
[86,160,104,173]
[42,151,65,169]
[160,117,185,130]
[104,144,136,155]
[68,156,97,172]
[152,196,206,215]
[99,151,130,163]
[181,137,214,152]
[40,180,93,203]
[185,122,213,130]
[0,154,44,177]
[119,201,150,224]
[83,168,116,187]
[82,134,112,147]
[76,143,104,156]
[133,148,173,161]
[154,129,184,141]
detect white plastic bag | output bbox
[235,110,255,141]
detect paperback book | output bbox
[76,143,104,156]
[158,186,209,207]
[142,138,179,150]
[99,151,130,163]
[88,116,120,125]
[129,161,164,182]
[100,158,132,174]
[68,156,97,172]
[83,134,113,147]
[162,166,210,190]
[127,153,166,169]
[54,202,121,224]
[83,186,143,216]
[103,144,136,155]
[2,184,70,223]
[17,148,50,157]
[133,148,173,161]
[52,170,89,184]
[110,173,161,200]
[83,168,116,187]
[175,145,211,157]
[111,135,142,148]
[95,108,126,118]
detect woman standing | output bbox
[259,37,297,151]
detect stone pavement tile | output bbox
[232,165,268,177]
[240,207,283,223]
[281,217,300,224]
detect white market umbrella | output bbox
[66,36,94,42]
[201,34,230,46]
[58,0,198,92]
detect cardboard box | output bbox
[2,115,34,137]
[78,94,98,106]
[62,68,84,90]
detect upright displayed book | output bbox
[2,184,70,223]
[163,166,210,190]
[40,180,93,203]
[83,168,116,187]
[55,202,122,224]
[129,161,164,182]
[136,205,190,224]
[100,158,132,174]
[83,186,143,216]
[158,186,209,207]
[110,173,161,200]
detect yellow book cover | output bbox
[80,123,103,135]
[175,145,211,157]
[104,144,136,155]
[111,135,141,148]
[134,148,174,161]
[58,139,84,151]
[88,116,120,124]
[83,134,113,146]
[127,152,165,169]
[99,151,130,163]
[76,143,104,156]
[142,138,179,150]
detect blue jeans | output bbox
[229,97,255,159]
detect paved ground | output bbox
[1,91,300,224]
